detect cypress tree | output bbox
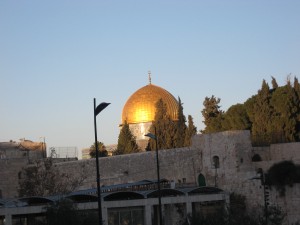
[271,76,279,89]
[244,95,257,126]
[293,77,300,98]
[174,97,187,148]
[201,95,224,133]
[184,115,197,146]
[270,82,298,142]
[115,120,140,155]
[251,80,273,137]
[149,98,177,150]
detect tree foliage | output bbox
[174,97,187,148]
[271,76,279,89]
[222,104,251,131]
[202,76,300,144]
[184,115,197,146]
[18,158,86,197]
[115,120,140,155]
[201,95,224,133]
[149,98,177,150]
[89,141,108,158]
[269,84,298,142]
[252,79,273,136]
[148,98,197,150]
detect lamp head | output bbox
[145,133,157,140]
[95,102,111,116]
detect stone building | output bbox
[0,140,45,198]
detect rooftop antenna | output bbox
[148,70,151,84]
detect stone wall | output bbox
[1,131,300,223]
[56,146,201,190]
[191,131,300,225]
[51,130,300,225]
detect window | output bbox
[108,207,144,225]
[212,156,220,168]
[252,154,262,162]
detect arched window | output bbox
[213,156,220,168]
[198,174,206,187]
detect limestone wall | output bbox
[270,142,300,163]
[55,147,202,190]
[253,142,300,163]
[1,131,300,223]
[191,130,255,188]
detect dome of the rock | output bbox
[122,83,178,124]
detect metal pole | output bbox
[94,98,103,225]
[155,127,163,225]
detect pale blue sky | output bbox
[1,0,299,155]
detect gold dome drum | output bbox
[122,84,178,124]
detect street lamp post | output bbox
[93,99,110,225]
[145,127,163,225]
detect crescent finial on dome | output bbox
[148,71,151,84]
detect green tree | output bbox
[203,76,300,144]
[115,120,140,155]
[271,76,279,89]
[251,80,273,136]
[18,159,86,197]
[174,97,187,148]
[89,141,108,158]
[184,115,197,146]
[270,83,298,142]
[244,95,257,125]
[293,77,300,98]
[149,98,177,150]
[222,104,251,131]
[201,95,224,133]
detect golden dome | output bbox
[122,83,178,124]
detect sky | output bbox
[1,0,300,158]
